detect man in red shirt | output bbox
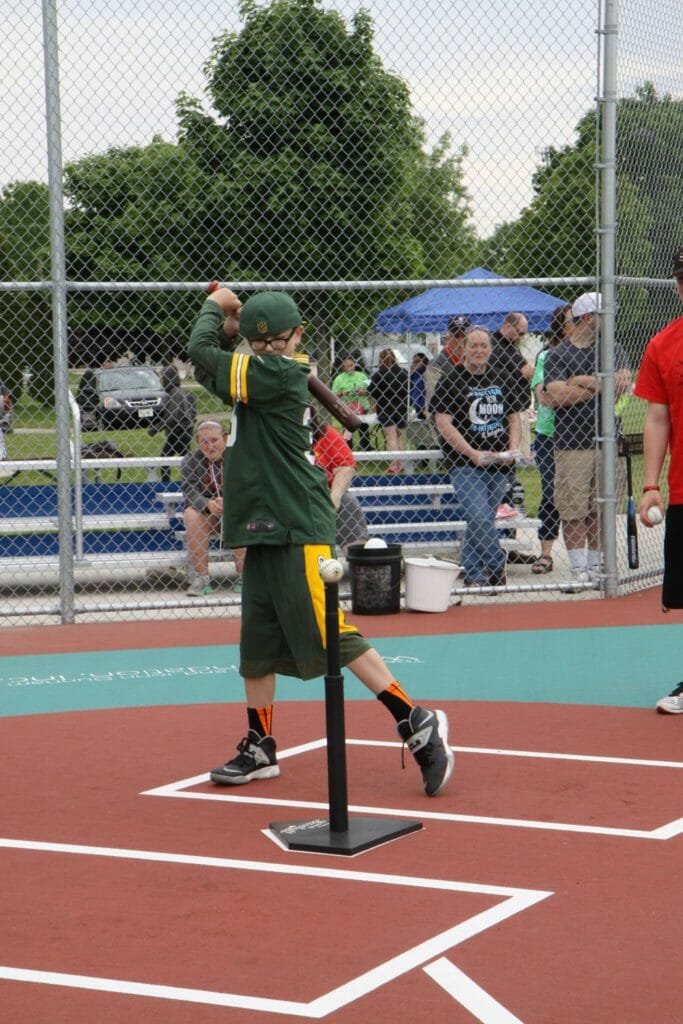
[635,246,683,712]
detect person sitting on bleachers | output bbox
[310,411,369,552]
[181,419,245,596]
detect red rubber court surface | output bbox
[1,589,682,1023]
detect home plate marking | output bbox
[143,739,683,840]
[0,837,551,1019]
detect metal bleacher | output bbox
[158,471,541,557]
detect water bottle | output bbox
[511,481,526,514]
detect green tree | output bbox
[0,182,53,404]
[8,0,476,377]
[616,83,683,358]
[407,133,477,280]
[176,0,476,356]
[480,111,596,284]
[481,83,683,361]
[63,138,208,363]
[61,0,475,367]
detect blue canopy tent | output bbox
[374,268,566,335]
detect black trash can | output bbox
[346,543,402,615]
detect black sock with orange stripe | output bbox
[377,681,414,724]
[247,705,273,739]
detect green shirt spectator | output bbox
[331,357,371,414]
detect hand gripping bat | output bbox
[206,281,363,432]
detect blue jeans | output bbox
[450,465,511,582]
[534,433,560,542]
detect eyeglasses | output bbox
[248,327,298,353]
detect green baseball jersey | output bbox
[188,301,336,547]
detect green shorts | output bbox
[239,543,370,680]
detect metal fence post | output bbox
[597,0,619,598]
[42,0,75,621]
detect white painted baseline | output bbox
[0,837,551,1019]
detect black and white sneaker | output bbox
[656,681,683,715]
[210,730,280,785]
[397,706,454,796]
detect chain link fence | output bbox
[1,0,681,625]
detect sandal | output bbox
[531,555,553,574]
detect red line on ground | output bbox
[1,586,672,656]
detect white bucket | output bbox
[404,557,460,612]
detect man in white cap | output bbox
[543,292,631,586]
[635,247,683,713]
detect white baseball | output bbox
[364,537,387,549]
[647,506,663,525]
[319,558,344,583]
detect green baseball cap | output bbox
[239,292,302,339]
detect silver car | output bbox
[76,365,166,430]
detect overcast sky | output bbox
[2,0,681,238]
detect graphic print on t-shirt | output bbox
[467,384,506,439]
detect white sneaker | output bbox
[656,682,683,714]
[187,574,212,596]
[563,570,590,594]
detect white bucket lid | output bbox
[404,557,458,571]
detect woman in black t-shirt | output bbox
[432,327,528,587]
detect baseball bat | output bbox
[306,374,363,431]
[205,281,363,432]
[624,437,639,569]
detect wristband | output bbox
[642,485,660,493]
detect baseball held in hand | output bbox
[319,558,344,583]
[647,506,663,525]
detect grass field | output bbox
[2,382,657,516]
[2,381,229,485]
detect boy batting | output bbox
[187,287,454,795]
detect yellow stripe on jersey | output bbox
[303,544,359,647]
[229,353,250,403]
[239,353,249,402]
[229,355,239,401]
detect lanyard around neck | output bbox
[209,459,222,496]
